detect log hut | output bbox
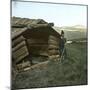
[12,17,61,70]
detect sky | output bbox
[12,1,87,27]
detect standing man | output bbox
[59,30,66,57]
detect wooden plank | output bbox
[13,46,28,58]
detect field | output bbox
[12,41,87,89]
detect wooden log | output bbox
[48,44,59,49]
[12,28,27,39]
[12,41,26,52]
[12,46,29,62]
[16,63,22,70]
[49,55,60,60]
[27,39,48,44]
[28,45,48,50]
[48,44,59,47]
[48,35,59,41]
[12,24,26,28]
[48,49,59,55]
[16,61,31,70]
[48,35,60,49]
[12,36,25,47]
[23,67,31,71]
[29,50,48,56]
[39,52,48,56]
[28,44,48,47]
[23,61,49,71]
[28,24,49,28]
[15,51,29,63]
[27,44,48,51]
[35,50,48,56]
[48,39,59,44]
[27,42,48,56]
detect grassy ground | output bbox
[12,42,87,89]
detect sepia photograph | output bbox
[11,0,88,89]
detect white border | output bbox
[0,0,89,90]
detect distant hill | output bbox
[53,25,87,40]
[72,25,86,29]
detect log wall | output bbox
[26,38,48,56]
[48,35,60,60]
[12,36,29,63]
